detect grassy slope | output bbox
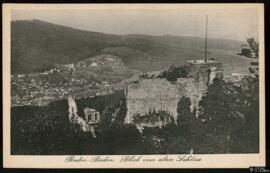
[11,20,250,75]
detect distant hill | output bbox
[11,20,247,75]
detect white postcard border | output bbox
[2,3,266,168]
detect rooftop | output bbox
[185,59,220,65]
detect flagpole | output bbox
[205,15,208,63]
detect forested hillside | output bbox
[11,20,245,74]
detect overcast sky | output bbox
[11,5,259,41]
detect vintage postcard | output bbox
[3,3,265,168]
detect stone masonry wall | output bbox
[126,60,223,124]
[126,79,179,123]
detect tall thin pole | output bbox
[205,15,208,63]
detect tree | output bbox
[158,65,189,82]
[100,105,115,128]
[177,96,195,128]
[197,75,260,154]
[96,123,143,154]
[114,97,127,124]
[132,110,184,154]
[247,38,259,58]
[176,96,209,153]
[230,75,259,153]
[199,78,235,153]
[133,110,174,128]
[240,48,253,58]
[11,101,96,155]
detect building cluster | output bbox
[11,74,69,106]
[75,54,124,70]
[11,67,112,107]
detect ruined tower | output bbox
[179,15,223,115]
[68,95,78,122]
[124,15,223,126]
[183,59,223,114]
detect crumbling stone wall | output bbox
[183,60,223,113]
[125,79,179,123]
[125,60,223,124]
[176,78,198,112]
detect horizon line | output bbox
[11,19,249,42]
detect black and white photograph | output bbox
[3,3,265,168]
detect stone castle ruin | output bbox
[180,60,223,112]
[67,95,100,137]
[125,59,223,124]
